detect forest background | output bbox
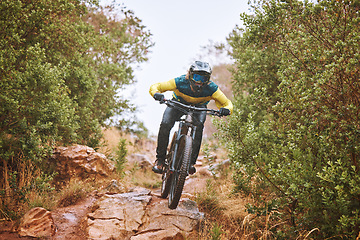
[1,0,359,239]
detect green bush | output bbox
[0,0,152,219]
[115,139,128,174]
[220,0,360,238]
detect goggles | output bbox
[192,73,209,84]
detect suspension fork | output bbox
[185,113,197,147]
[169,114,197,172]
[170,115,198,172]
[170,121,185,172]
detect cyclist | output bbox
[149,60,233,174]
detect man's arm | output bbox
[212,89,233,114]
[149,79,177,97]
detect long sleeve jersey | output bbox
[149,75,233,114]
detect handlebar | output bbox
[158,98,223,117]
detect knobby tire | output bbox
[168,135,192,209]
[160,133,177,198]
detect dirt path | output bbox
[0,178,209,240]
[0,166,210,240]
[0,192,98,240]
[51,192,98,240]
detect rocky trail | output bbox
[0,144,228,239]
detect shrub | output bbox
[115,138,128,174]
[222,0,360,238]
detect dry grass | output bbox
[99,127,156,156]
[100,127,159,189]
[1,127,282,239]
[126,167,162,189]
[55,179,90,208]
[194,146,292,240]
[100,128,258,239]
[195,174,250,240]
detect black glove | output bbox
[219,108,230,116]
[153,93,165,102]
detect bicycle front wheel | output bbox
[160,132,177,199]
[168,135,192,209]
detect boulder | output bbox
[86,187,204,240]
[87,187,152,239]
[52,145,115,184]
[18,207,56,238]
[131,229,184,240]
[134,198,204,240]
[208,159,231,177]
[127,153,153,168]
[208,159,231,172]
[103,179,126,194]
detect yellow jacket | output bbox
[149,75,233,114]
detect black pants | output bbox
[156,104,207,165]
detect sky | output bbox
[101,0,250,135]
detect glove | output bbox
[219,108,230,116]
[153,93,165,102]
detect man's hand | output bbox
[219,108,230,116]
[153,93,165,102]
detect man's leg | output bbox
[189,108,207,174]
[153,106,183,173]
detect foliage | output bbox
[220,0,360,238]
[114,138,128,174]
[196,180,224,216]
[210,223,225,240]
[0,0,153,218]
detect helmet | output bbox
[189,61,212,93]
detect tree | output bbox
[220,0,360,238]
[0,0,153,218]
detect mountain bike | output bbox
[157,98,223,209]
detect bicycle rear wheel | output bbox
[160,132,177,198]
[168,135,192,209]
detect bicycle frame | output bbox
[158,98,222,209]
[163,99,221,173]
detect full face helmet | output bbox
[189,61,212,93]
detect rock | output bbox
[103,179,126,194]
[127,153,153,168]
[197,166,213,177]
[18,207,56,238]
[197,153,217,163]
[131,229,185,240]
[138,198,204,235]
[86,187,204,240]
[52,145,115,184]
[87,187,152,239]
[208,159,231,174]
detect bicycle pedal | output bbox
[152,165,163,174]
[189,165,196,175]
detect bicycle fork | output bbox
[169,115,197,174]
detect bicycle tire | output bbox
[160,132,177,198]
[168,135,192,209]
